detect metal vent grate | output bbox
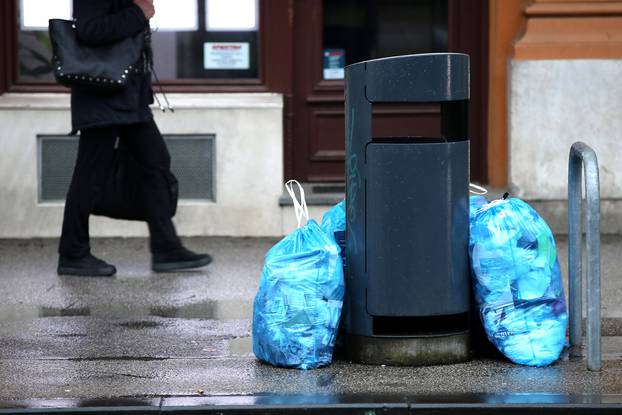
[38,134,216,202]
[39,137,79,202]
[166,135,215,200]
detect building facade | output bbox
[0,0,619,238]
[490,0,622,233]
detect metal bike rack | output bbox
[568,141,601,371]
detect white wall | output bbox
[0,93,284,238]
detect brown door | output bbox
[291,0,488,182]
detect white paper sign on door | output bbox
[204,42,249,70]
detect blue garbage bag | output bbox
[321,200,347,350]
[253,183,344,370]
[321,200,345,239]
[321,200,346,260]
[469,196,568,366]
[469,195,488,221]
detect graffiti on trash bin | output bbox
[346,108,360,258]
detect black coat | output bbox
[71,0,154,133]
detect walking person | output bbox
[58,0,211,276]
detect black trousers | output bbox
[59,119,182,258]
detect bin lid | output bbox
[347,53,469,103]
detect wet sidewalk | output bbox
[0,237,272,321]
[1,237,622,413]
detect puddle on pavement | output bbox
[116,320,162,329]
[228,336,253,356]
[0,304,92,322]
[0,299,252,322]
[150,299,252,320]
[67,356,170,362]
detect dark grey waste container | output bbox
[344,53,471,366]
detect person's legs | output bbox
[119,120,182,253]
[58,126,118,276]
[120,120,211,271]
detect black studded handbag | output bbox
[48,19,145,90]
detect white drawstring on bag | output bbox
[469,183,488,195]
[286,180,485,228]
[285,180,310,229]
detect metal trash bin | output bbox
[344,53,471,366]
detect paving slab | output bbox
[1,236,622,321]
[0,316,622,402]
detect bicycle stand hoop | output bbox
[568,141,602,371]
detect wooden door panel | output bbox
[309,108,346,162]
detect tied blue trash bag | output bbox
[252,181,345,369]
[469,195,568,367]
[321,200,346,261]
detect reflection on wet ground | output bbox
[0,299,253,322]
[228,336,253,357]
[3,393,622,412]
[0,237,272,323]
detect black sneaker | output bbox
[152,247,212,273]
[57,254,116,277]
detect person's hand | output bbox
[134,0,155,20]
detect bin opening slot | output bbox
[372,103,441,138]
[372,313,469,336]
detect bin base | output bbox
[345,331,470,366]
